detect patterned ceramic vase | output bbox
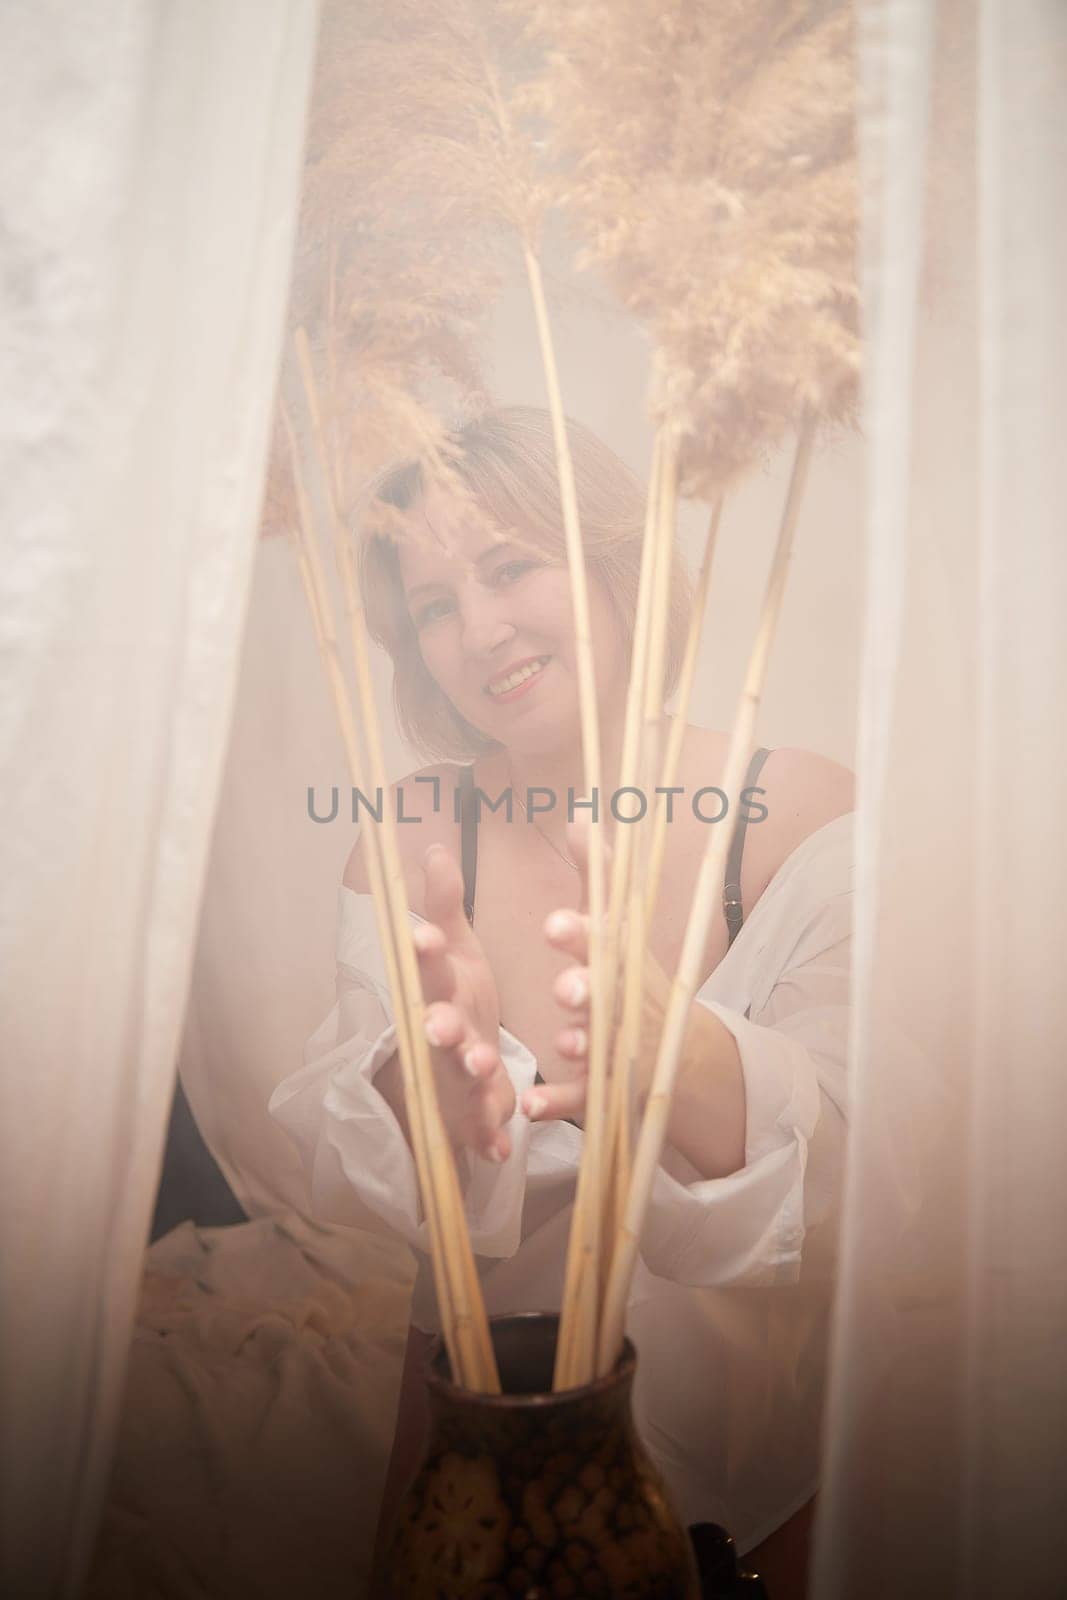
[383,1311,699,1599]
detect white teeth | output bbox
[487,657,548,696]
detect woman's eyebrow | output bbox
[404,579,447,601]
[404,541,523,600]
[475,539,521,564]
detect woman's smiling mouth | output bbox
[484,655,551,701]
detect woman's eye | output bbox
[492,559,537,585]
[414,596,455,628]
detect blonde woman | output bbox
[270,408,855,1597]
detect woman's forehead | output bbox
[395,487,533,587]
[395,518,496,588]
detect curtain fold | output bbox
[814,4,1067,1595]
[0,5,319,1595]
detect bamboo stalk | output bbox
[598,434,665,1269]
[294,542,328,653]
[605,431,664,941]
[602,433,679,1250]
[282,403,471,1386]
[609,887,645,1242]
[296,339,498,1393]
[522,248,609,1389]
[286,341,499,1393]
[643,497,724,928]
[596,414,818,1377]
[639,435,680,797]
[611,468,718,1249]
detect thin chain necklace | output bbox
[511,786,580,873]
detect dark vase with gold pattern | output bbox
[382,1311,699,1599]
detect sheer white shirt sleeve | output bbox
[267,893,540,1256]
[269,813,854,1290]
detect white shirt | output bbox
[269,811,854,1552]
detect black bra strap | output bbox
[723,746,772,949]
[459,765,477,926]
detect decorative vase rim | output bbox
[427,1309,637,1409]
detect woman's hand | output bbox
[520,899,676,1125]
[408,843,516,1162]
[519,823,747,1180]
[519,822,676,1125]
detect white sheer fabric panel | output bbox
[0,5,318,1596]
[814,4,1067,1595]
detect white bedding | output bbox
[88,1215,414,1599]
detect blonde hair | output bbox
[359,407,692,761]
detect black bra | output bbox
[458,747,772,946]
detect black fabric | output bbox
[459,763,477,926]
[150,1078,248,1242]
[459,750,774,944]
[723,746,773,950]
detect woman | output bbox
[270,407,855,1597]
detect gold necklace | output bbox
[511,787,580,873]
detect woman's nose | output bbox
[459,594,516,658]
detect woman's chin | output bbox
[462,691,583,760]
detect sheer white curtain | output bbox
[0,5,319,1596]
[814,3,1067,1595]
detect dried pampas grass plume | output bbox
[261,0,862,1390]
[264,1,569,1388]
[263,0,549,541]
[520,0,860,498]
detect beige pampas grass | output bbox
[520,0,859,498]
[267,0,861,1393]
[265,0,551,1390]
[515,0,859,1378]
[282,336,501,1392]
[263,0,549,541]
[597,413,818,1376]
[267,1,602,1391]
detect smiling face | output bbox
[396,486,627,759]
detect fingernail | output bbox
[486,1144,504,1164]
[425,1018,441,1046]
[412,925,432,951]
[525,1092,546,1119]
[569,1028,588,1055]
[546,911,574,939]
[462,1049,480,1078]
[567,975,587,1006]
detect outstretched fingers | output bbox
[412,920,455,1004]
[423,842,473,943]
[421,1001,511,1163]
[547,914,591,1052]
[413,844,512,1161]
[522,1073,588,1124]
[544,908,590,964]
[455,1040,512,1162]
[466,1078,513,1163]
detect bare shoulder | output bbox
[654,725,853,944]
[342,761,467,910]
[758,745,855,865]
[675,724,853,842]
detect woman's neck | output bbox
[487,717,647,836]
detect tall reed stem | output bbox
[643,497,724,928]
[602,434,681,1250]
[599,433,665,1267]
[596,415,818,1376]
[522,249,609,1389]
[286,336,499,1392]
